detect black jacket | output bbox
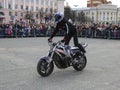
[50,18,76,39]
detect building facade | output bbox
[77,4,120,24]
[87,0,112,7]
[0,0,65,24]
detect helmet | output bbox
[54,13,64,24]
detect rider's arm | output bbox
[49,24,60,39]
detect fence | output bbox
[0,28,65,38]
[0,28,120,39]
[78,29,120,39]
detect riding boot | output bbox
[76,43,86,53]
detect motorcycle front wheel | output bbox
[37,59,54,77]
[72,55,87,71]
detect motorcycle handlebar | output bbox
[48,40,63,46]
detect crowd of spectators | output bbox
[0,21,120,39]
[0,22,53,38]
[77,23,120,39]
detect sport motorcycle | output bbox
[37,40,88,77]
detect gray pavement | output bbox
[0,37,120,90]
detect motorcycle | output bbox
[37,40,88,77]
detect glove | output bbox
[48,38,52,42]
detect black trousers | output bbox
[64,30,85,53]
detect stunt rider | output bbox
[48,13,86,53]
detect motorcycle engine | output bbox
[53,53,70,69]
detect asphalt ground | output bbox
[0,37,120,90]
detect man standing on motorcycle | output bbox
[48,13,86,53]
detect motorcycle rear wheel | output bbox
[37,59,54,77]
[72,55,87,71]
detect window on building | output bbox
[103,17,105,20]
[114,13,116,16]
[21,5,23,10]
[36,0,39,4]
[0,2,2,8]
[92,12,94,15]
[31,0,34,3]
[86,12,88,15]
[31,6,34,11]
[36,7,39,11]
[9,11,12,16]
[26,0,29,3]
[21,0,24,2]
[50,8,53,14]
[45,8,48,13]
[15,4,18,9]
[40,7,44,12]
[0,2,2,6]
[50,1,53,7]
[16,0,21,3]
[92,16,94,20]
[111,17,112,20]
[55,2,57,6]
[54,9,57,13]
[26,6,28,10]
[15,12,18,16]
[45,1,48,6]
[36,14,39,19]
[21,13,23,17]
[8,4,11,9]
[41,0,44,5]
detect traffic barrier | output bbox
[0,28,120,39]
[78,29,120,39]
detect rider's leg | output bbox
[73,30,86,53]
[64,34,72,53]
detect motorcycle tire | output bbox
[37,59,54,77]
[72,55,87,71]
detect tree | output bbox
[25,11,34,23]
[64,6,75,22]
[64,6,72,20]
[77,11,86,23]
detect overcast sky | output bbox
[65,0,120,8]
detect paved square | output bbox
[0,37,120,90]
